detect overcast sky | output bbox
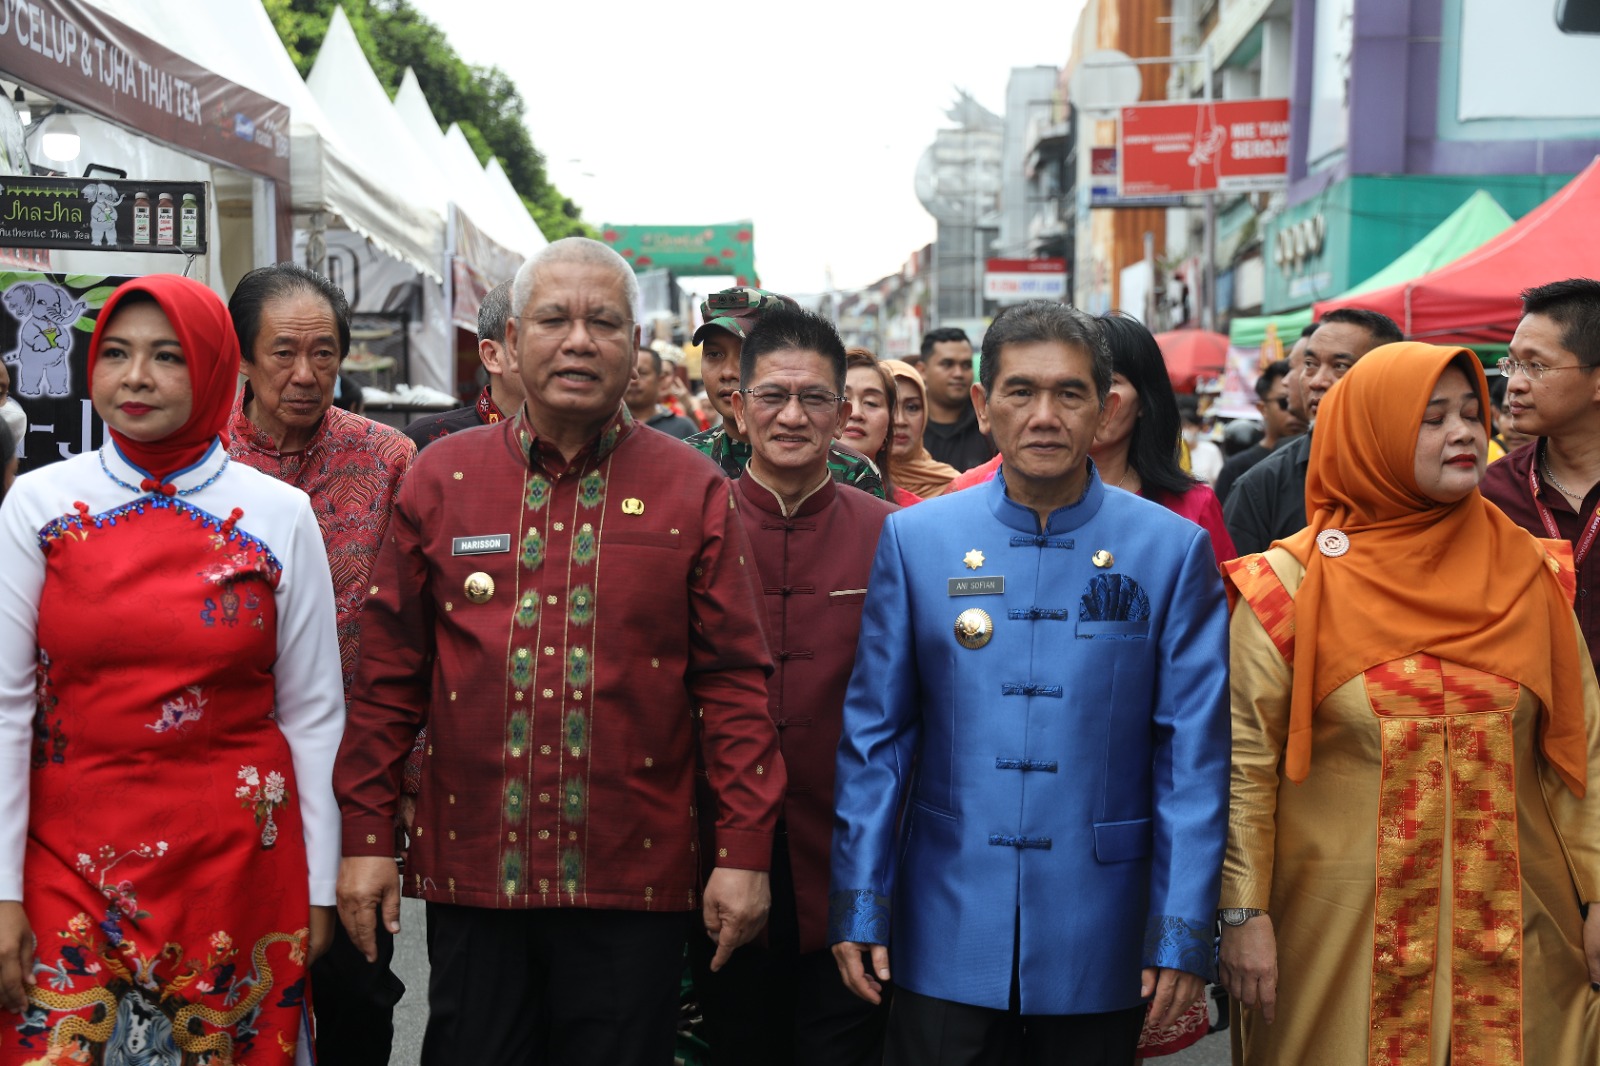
[409,0,1086,294]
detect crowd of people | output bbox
[0,238,1597,1066]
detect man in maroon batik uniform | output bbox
[335,238,785,1066]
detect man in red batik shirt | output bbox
[226,263,414,1066]
[335,238,785,1065]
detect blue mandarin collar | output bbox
[987,459,1106,535]
[105,437,227,494]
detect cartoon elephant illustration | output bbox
[3,280,87,398]
[83,182,124,246]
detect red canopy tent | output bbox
[1153,329,1229,392]
[1314,156,1600,343]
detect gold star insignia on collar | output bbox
[963,549,985,570]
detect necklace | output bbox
[1117,466,1136,490]
[1542,453,1587,506]
[100,447,230,498]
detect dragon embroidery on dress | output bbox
[31,649,66,769]
[145,687,206,735]
[19,902,309,1063]
[235,766,288,849]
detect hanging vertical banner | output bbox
[2,270,133,473]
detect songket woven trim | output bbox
[1366,657,1523,1066]
[1221,555,1295,663]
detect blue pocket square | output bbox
[1079,574,1150,622]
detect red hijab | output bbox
[89,275,241,480]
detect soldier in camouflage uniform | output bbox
[684,288,886,499]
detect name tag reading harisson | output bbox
[451,534,512,556]
[949,576,1005,596]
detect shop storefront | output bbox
[0,0,291,469]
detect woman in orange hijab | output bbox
[881,359,958,500]
[1218,343,1600,1066]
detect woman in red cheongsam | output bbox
[0,275,344,1065]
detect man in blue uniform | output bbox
[829,301,1230,1064]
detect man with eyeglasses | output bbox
[225,262,415,1066]
[1481,278,1600,667]
[334,238,784,1066]
[688,306,896,1065]
[1214,354,1309,504]
[1224,308,1402,554]
[685,287,886,499]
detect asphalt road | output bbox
[385,896,1231,1065]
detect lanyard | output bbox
[1528,445,1600,568]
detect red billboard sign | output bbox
[1118,99,1290,197]
[984,258,1068,301]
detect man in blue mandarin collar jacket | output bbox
[829,302,1230,1064]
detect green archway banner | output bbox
[600,222,755,283]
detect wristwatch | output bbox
[1219,908,1265,926]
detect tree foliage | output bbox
[264,0,592,241]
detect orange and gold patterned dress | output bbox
[1224,549,1600,1066]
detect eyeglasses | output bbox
[1273,397,1290,411]
[519,314,628,341]
[740,387,843,412]
[1498,357,1596,381]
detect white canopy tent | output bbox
[482,154,551,257]
[393,68,531,330]
[394,69,535,263]
[305,7,448,278]
[84,0,445,284]
[306,6,457,394]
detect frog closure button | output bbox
[464,572,496,604]
[954,608,994,650]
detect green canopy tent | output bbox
[1229,190,1514,352]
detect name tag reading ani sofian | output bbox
[949,576,1005,596]
[451,534,513,556]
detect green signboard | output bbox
[600,222,755,282]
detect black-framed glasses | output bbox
[740,387,843,412]
[1273,397,1290,411]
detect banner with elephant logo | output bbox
[2,271,136,474]
[0,176,207,254]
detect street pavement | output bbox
[384,896,1231,1065]
[389,898,427,1066]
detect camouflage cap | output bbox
[692,287,799,345]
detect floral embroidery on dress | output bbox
[71,841,169,952]
[235,766,288,849]
[146,687,206,734]
[31,649,66,769]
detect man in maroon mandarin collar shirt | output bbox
[1481,279,1600,668]
[334,238,785,1064]
[690,307,897,1063]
